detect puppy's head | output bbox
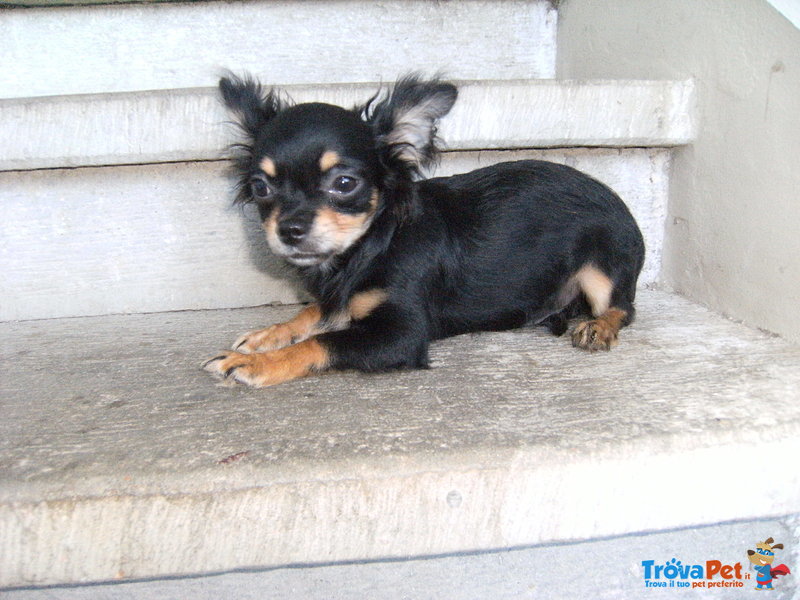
[219,73,457,267]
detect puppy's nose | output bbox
[278,220,308,246]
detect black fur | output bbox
[213,73,645,380]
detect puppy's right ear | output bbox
[219,72,284,140]
[219,73,286,205]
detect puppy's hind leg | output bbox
[570,264,633,352]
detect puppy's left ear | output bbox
[363,75,457,174]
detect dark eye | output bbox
[329,175,360,195]
[250,176,273,201]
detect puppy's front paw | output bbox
[571,319,618,352]
[203,339,330,387]
[232,324,297,354]
[203,351,273,386]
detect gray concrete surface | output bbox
[4,518,798,599]
[2,291,800,586]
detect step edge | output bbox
[1,426,797,587]
[0,79,697,172]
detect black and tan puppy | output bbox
[203,74,645,387]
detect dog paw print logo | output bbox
[747,537,791,590]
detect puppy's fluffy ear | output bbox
[363,75,457,174]
[219,72,284,141]
[219,72,287,204]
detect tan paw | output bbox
[233,304,325,353]
[203,339,329,387]
[232,324,298,354]
[571,319,619,351]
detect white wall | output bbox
[767,0,800,28]
[558,0,800,344]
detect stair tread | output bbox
[2,289,798,585]
[3,288,798,498]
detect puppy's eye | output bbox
[329,175,360,195]
[250,176,273,201]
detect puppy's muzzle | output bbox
[278,217,309,246]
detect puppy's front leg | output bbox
[204,293,428,387]
[203,338,331,387]
[232,303,324,353]
[318,302,431,373]
[203,303,331,386]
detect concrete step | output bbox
[0,0,557,99]
[0,147,672,322]
[0,77,694,321]
[2,290,799,587]
[4,519,799,598]
[0,79,695,172]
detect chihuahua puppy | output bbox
[203,74,645,387]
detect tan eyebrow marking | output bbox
[319,150,340,172]
[259,157,277,177]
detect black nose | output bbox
[278,220,308,246]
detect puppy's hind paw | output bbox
[571,319,618,352]
[571,307,628,352]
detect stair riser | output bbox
[0,0,556,99]
[0,149,668,321]
[3,435,798,586]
